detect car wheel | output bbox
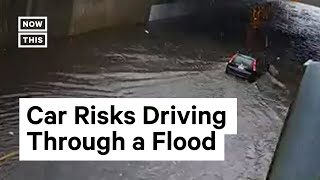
[225,67,229,74]
[248,76,256,83]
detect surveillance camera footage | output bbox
[0,0,320,180]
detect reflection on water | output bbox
[1,1,319,179]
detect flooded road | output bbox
[1,1,319,180]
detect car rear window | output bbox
[233,55,253,68]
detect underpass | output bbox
[2,26,287,180]
[0,0,319,43]
[0,0,319,179]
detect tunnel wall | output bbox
[0,0,200,48]
[28,0,74,37]
[0,0,74,48]
[0,0,29,49]
[3,0,147,37]
[69,0,147,35]
[0,0,147,48]
[0,0,8,48]
[0,0,224,48]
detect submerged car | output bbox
[225,51,268,82]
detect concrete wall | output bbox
[1,0,196,48]
[0,0,219,47]
[0,0,29,48]
[148,1,196,21]
[29,0,74,37]
[0,0,8,48]
[26,0,147,36]
[0,0,73,48]
[0,0,148,48]
[69,0,147,35]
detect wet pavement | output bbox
[1,1,320,180]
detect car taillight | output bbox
[229,54,237,63]
[252,59,257,71]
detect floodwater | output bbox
[0,1,319,180]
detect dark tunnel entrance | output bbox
[146,0,270,54]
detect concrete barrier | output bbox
[266,63,320,180]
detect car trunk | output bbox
[231,54,254,72]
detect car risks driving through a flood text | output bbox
[25,105,225,155]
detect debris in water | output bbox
[8,131,14,136]
[144,29,150,34]
[267,73,286,89]
[268,64,279,76]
